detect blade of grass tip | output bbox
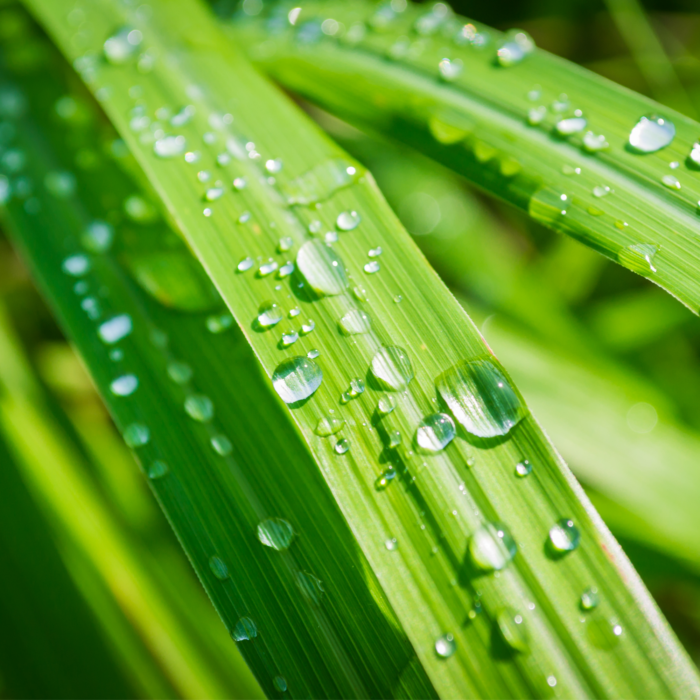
[227,0,700,314]
[0,402,143,699]
[0,9,434,698]
[19,0,700,696]
[604,0,697,118]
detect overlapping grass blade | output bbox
[11,0,700,696]
[226,0,700,313]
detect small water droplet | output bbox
[154,135,187,158]
[257,301,283,328]
[416,413,456,452]
[370,346,414,391]
[515,460,531,477]
[336,210,361,231]
[385,537,398,551]
[435,633,456,658]
[437,359,525,438]
[582,131,609,152]
[497,29,535,66]
[167,361,192,384]
[297,571,325,605]
[619,243,658,274]
[662,174,681,190]
[628,115,675,153]
[353,286,368,302]
[548,518,580,554]
[387,430,402,448]
[307,349,320,359]
[438,57,463,81]
[278,236,294,252]
[273,677,287,692]
[587,616,623,649]
[315,414,344,437]
[233,177,247,190]
[257,518,295,550]
[368,246,383,258]
[110,374,138,396]
[147,460,168,479]
[527,106,547,125]
[265,158,283,173]
[339,308,372,335]
[257,260,278,277]
[123,423,149,448]
[496,608,529,653]
[555,117,587,135]
[211,434,233,456]
[206,314,233,334]
[301,319,315,335]
[237,256,254,272]
[469,522,517,571]
[296,240,349,295]
[103,27,141,64]
[232,617,257,641]
[209,556,229,580]
[45,170,76,199]
[98,314,133,344]
[272,356,323,403]
[580,587,599,611]
[334,437,351,454]
[593,185,610,198]
[375,466,397,490]
[364,261,381,274]
[81,220,114,253]
[205,186,224,201]
[377,394,396,415]
[281,329,299,346]
[62,254,90,277]
[184,394,214,422]
[393,294,403,303]
[547,676,557,688]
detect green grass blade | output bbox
[226,0,700,313]
[13,0,700,696]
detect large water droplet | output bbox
[336,210,361,231]
[283,158,361,205]
[497,29,535,67]
[98,314,133,344]
[628,115,675,153]
[257,518,295,550]
[469,522,517,571]
[416,413,455,452]
[618,243,657,275]
[437,359,525,438]
[232,617,257,641]
[296,240,349,296]
[435,633,457,658]
[339,309,372,335]
[548,518,580,554]
[496,608,529,653]
[257,301,283,328]
[272,356,323,403]
[370,346,414,391]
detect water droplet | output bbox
[371,346,414,391]
[237,256,254,272]
[203,207,213,218]
[258,260,278,276]
[98,314,133,344]
[334,438,351,454]
[555,117,587,135]
[548,518,580,554]
[167,361,192,384]
[283,158,361,205]
[387,430,402,448]
[209,556,229,580]
[273,677,287,692]
[205,186,224,201]
[278,236,294,252]
[272,356,323,403]
[336,210,361,231]
[211,434,233,456]
[154,135,186,158]
[439,57,463,81]
[297,571,325,605]
[437,359,525,438]
[315,414,344,436]
[301,319,315,334]
[124,195,158,223]
[308,220,322,234]
[278,262,295,278]
[257,518,295,550]
[123,423,150,448]
[619,243,658,274]
[233,177,247,190]
[593,185,610,198]
[547,676,557,688]
[353,286,368,302]
[325,231,338,244]
[45,170,76,199]
[281,329,299,346]
[296,240,349,295]
[385,537,398,551]
[580,587,599,611]
[416,413,456,452]
[184,394,214,422]
[497,30,535,66]
[368,246,382,258]
[110,374,138,396]
[257,301,283,328]
[171,105,195,127]
[515,460,531,477]
[435,633,456,658]
[265,158,283,173]
[551,94,570,113]
[206,314,233,333]
[375,466,397,490]
[496,608,529,653]
[583,131,609,152]
[103,27,140,64]
[232,617,257,641]
[82,220,114,253]
[469,522,517,571]
[377,394,396,415]
[339,308,372,335]
[628,115,675,153]
[688,143,700,168]
[307,349,320,359]
[662,174,681,190]
[147,460,168,479]
[62,254,90,277]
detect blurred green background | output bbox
[2,0,700,696]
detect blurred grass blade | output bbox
[13,0,700,696]
[227,0,700,313]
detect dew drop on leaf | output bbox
[618,243,658,275]
[110,374,138,396]
[232,617,257,641]
[370,346,414,390]
[257,518,295,550]
[147,460,168,479]
[496,608,529,653]
[211,434,233,456]
[334,437,351,455]
[555,117,587,135]
[580,587,599,611]
[98,314,133,344]
[314,414,344,437]
[184,394,214,422]
[257,301,283,328]
[628,115,675,153]
[515,460,532,477]
[209,556,229,580]
[123,422,150,448]
[469,522,517,571]
[435,633,457,658]
[272,356,323,403]
[296,240,349,295]
[416,413,456,452]
[168,361,193,385]
[339,308,372,335]
[336,210,361,231]
[548,518,580,554]
[496,29,535,66]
